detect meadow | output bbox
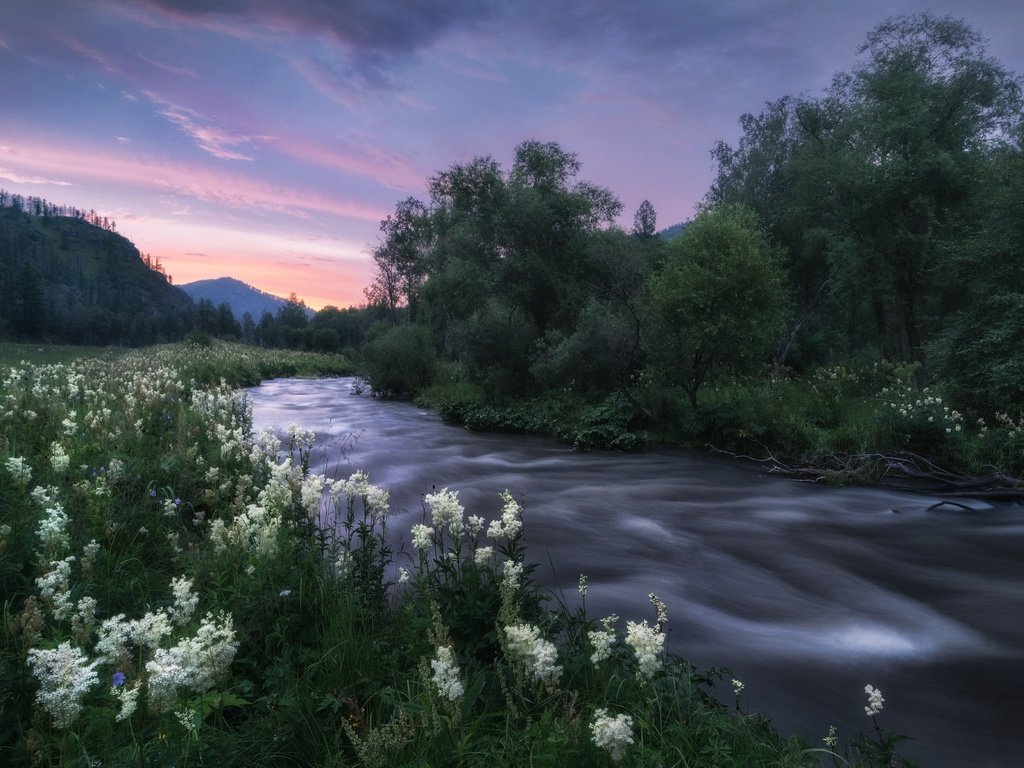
[1,342,911,767]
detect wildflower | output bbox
[279,589,292,598]
[649,592,668,628]
[398,568,410,584]
[146,612,237,712]
[467,514,485,535]
[430,645,464,702]
[411,523,434,552]
[486,490,523,540]
[625,620,664,681]
[578,573,588,598]
[113,682,140,722]
[503,623,562,690]
[50,443,70,473]
[426,487,464,536]
[823,725,839,748]
[27,641,100,728]
[588,615,618,666]
[170,576,199,626]
[503,560,524,591]
[590,708,634,765]
[864,684,885,716]
[36,556,75,621]
[731,678,744,696]
[112,671,126,687]
[473,546,493,566]
[5,456,32,486]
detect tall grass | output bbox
[1,342,911,766]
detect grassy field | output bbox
[0,341,910,767]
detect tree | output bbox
[633,200,657,240]
[644,204,791,409]
[796,13,1022,381]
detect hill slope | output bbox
[0,205,193,344]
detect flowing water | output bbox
[249,377,1024,767]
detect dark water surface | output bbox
[250,377,1023,767]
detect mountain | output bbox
[0,201,193,345]
[179,277,305,321]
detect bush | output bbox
[362,324,437,398]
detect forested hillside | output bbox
[0,194,193,345]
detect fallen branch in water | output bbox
[706,445,1024,500]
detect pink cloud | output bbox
[0,166,72,186]
[0,140,387,223]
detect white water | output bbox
[250,377,1024,767]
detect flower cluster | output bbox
[588,614,618,666]
[625,619,664,681]
[864,684,884,716]
[429,645,464,702]
[503,622,562,690]
[590,708,634,765]
[26,641,100,729]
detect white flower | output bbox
[864,684,885,716]
[50,443,70,473]
[503,623,562,690]
[170,576,199,626]
[430,645,464,702]
[486,490,522,540]
[823,725,839,748]
[625,620,664,681]
[5,456,32,486]
[426,487,464,536]
[503,560,524,591]
[466,515,485,535]
[113,682,140,722]
[590,708,634,765]
[27,642,100,729]
[36,556,75,621]
[731,678,744,695]
[473,546,493,566]
[398,567,410,584]
[578,574,588,597]
[411,523,434,552]
[146,612,237,712]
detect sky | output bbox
[2,1,1022,310]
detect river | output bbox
[249,376,1023,767]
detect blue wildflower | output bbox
[112,671,125,687]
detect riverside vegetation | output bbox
[0,341,915,766]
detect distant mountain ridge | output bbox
[179,277,303,320]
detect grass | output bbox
[0,341,914,767]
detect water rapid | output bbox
[249,377,1024,767]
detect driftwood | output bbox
[707,444,1024,501]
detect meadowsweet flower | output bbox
[649,592,668,628]
[486,490,522,540]
[112,681,140,722]
[36,555,75,621]
[731,678,744,696]
[590,708,634,765]
[578,574,588,597]
[864,684,884,716]
[823,725,839,748]
[467,514,485,535]
[474,546,493,566]
[426,487,464,536]
[27,641,100,728]
[170,576,199,626]
[503,623,562,689]
[625,620,664,681]
[588,614,619,665]
[50,443,70,473]
[503,560,524,591]
[430,645,464,702]
[5,456,32,486]
[398,567,410,584]
[146,612,237,712]
[411,523,434,552]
